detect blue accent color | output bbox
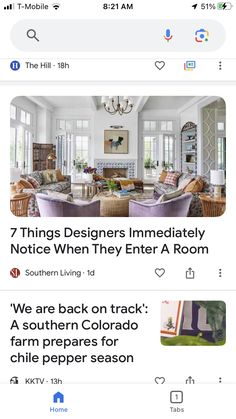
[10,61,20,71]
[53,392,64,403]
[166,29,171,38]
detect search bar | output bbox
[11,20,225,51]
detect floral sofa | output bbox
[153,172,210,217]
[20,170,71,217]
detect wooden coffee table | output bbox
[199,194,226,217]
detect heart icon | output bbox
[155,61,165,70]
[155,377,165,384]
[155,268,165,277]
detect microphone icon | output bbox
[164,28,173,42]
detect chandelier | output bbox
[101,96,134,115]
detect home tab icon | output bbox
[53,392,64,403]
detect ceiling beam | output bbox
[134,96,149,112]
[27,96,54,112]
[90,96,98,111]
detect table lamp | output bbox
[210,170,225,199]
[10,167,21,194]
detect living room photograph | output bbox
[10,95,226,217]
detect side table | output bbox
[10,193,32,217]
[199,194,226,217]
[74,181,102,199]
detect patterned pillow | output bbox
[42,170,58,184]
[121,182,135,191]
[26,176,40,189]
[30,171,43,185]
[164,172,181,187]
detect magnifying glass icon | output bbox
[26,29,39,42]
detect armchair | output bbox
[36,193,100,217]
[129,193,193,217]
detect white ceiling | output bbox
[143,96,195,110]
[41,96,195,111]
[43,96,94,108]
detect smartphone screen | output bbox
[0,0,234,417]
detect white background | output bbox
[0,0,235,417]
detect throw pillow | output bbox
[42,170,58,184]
[30,171,43,185]
[55,169,65,181]
[184,177,204,193]
[26,176,40,189]
[120,180,135,191]
[158,189,183,202]
[66,194,74,202]
[159,170,168,183]
[164,172,181,187]
[46,191,73,202]
[177,176,194,191]
[16,178,33,189]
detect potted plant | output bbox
[83,166,97,183]
[144,157,156,169]
[162,162,174,171]
[106,179,118,194]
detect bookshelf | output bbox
[181,121,197,175]
[33,143,56,171]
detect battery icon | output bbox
[217,2,233,9]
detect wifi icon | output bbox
[52,3,60,9]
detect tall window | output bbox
[163,134,175,169]
[143,136,158,181]
[10,104,33,173]
[56,119,91,179]
[142,119,176,181]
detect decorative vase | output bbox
[83,173,93,183]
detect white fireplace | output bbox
[95,159,137,178]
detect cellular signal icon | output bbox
[4,3,14,9]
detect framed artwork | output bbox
[104,130,128,154]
